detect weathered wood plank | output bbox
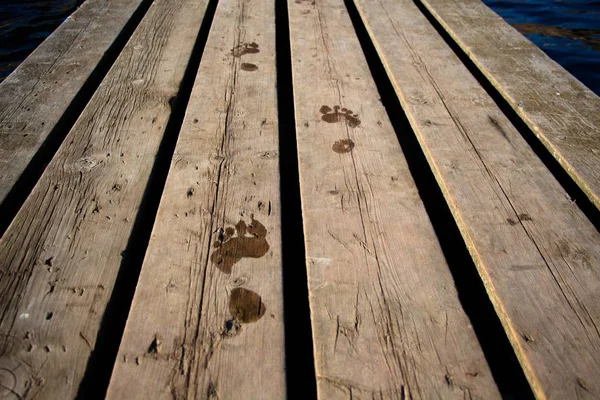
[0,0,210,397]
[288,0,501,398]
[0,0,148,207]
[353,0,600,398]
[106,0,285,398]
[418,0,600,211]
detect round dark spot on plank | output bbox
[229,287,266,323]
[241,62,258,72]
[332,139,355,154]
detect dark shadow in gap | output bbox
[344,0,535,398]
[275,0,318,399]
[75,0,219,398]
[413,0,600,233]
[0,0,154,237]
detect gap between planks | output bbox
[0,0,211,397]
[418,0,600,212]
[343,0,534,397]
[106,0,286,398]
[353,0,600,398]
[289,0,501,398]
[0,0,153,235]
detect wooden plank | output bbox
[288,0,501,398]
[0,0,148,207]
[0,0,210,397]
[105,0,285,398]
[417,0,600,211]
[353,0,600,398]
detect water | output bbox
[0,0,84,81]
[483,0,600,95]
[0,0,599,95]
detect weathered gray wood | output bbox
[0,0,210,397]
[0,0,148,207]
[106,0,285,398]
[419,0,600,211]
[354,0,600,398]
[289,0,501,398]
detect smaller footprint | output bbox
[320,105,361,128]
[231,42,260,58]
[332,139,355,154]
[229,287,266,323]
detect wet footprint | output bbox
[332,139,355,153]
[210,214,269,274]
[231,42,260,58]
[241,62,258,72]
[320,105,361,128]
[229,287,266,323]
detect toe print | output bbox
[210,214,269,274]
[231,42,260,58]
[332,139,355,154]
[320,105,361,128]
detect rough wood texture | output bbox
[353,0,600,398]
[106,0,285,398]
[289,0,500,398]
[0,0,209,397]
[0,0,146,206]
[419,0,600,211]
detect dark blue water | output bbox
[0,0,599,95]
[0,0,84,81]
[483,0,600,95]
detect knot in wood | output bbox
[72,156,101,173]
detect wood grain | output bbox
[0,0,209,397]
[289,0,501,398]
[353,0,600,398]
[0,0,146,206]
[419,0,600,211]
[106,0,285,398]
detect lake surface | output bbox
[0,0,84,81]
[483,0,600,95]
[0,0,599,95]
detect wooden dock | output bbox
[0,0,598,398]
